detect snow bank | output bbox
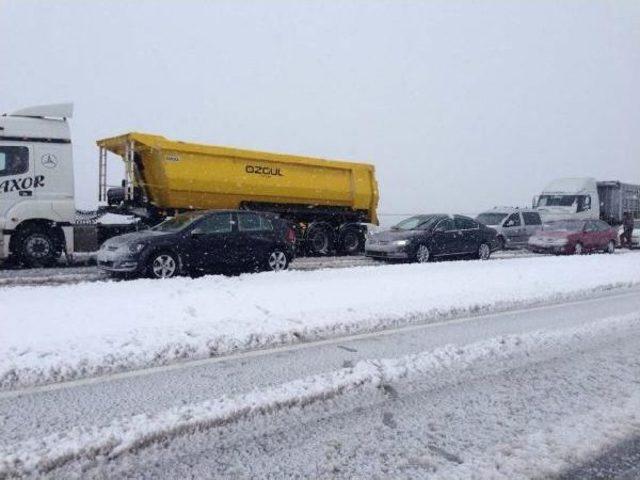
[1,312,637,477]
[2,253,640,390]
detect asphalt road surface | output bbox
[2,286,639,479]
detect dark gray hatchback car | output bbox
[97,210,296,278]
[365,214,499,263]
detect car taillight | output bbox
[286,228,296,244]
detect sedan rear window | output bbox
[454,216,478,230]
[391,215,440,231]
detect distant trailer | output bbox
[597,181,640,224]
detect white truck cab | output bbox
[534,177,599,223]
[0,103,76,266]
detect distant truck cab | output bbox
[533,177,599,223]
[533,177,640,225]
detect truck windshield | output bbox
[537,195,577,207]
[391,215,439,231]
[476,213,508,226]
[151,214,201,232]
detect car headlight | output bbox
[392,239,409,246]
[129,242,147,253]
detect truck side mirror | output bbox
[532,196,539,208]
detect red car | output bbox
[527,219,617,255]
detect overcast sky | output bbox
[1,0,639,216]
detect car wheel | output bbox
[16,226,60,268]
[477,242,491,260]
[147,251,179,279]
[265,249,289,272]
[605,240,615,254]
[574,242,583,255]
[415,244,430,263]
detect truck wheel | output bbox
[339,228,363,255]
[16,226,60,268]
[306,225,333,256]
[147,251,179,279]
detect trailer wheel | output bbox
[339,228,363,255]
[15,226,60,268]
[306,224,333,256]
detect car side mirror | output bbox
[190,228,204,236]
[434,226,445,233]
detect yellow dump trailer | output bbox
[97,133,379,255]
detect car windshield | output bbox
[391,215,440,231]
[476,213,508,225]
[151,213,202,232]
[545,220,584,232]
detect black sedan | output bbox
[97,210,296,278]
[365,214,499,262]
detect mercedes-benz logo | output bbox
[41,153,58,169]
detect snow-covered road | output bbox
[3,252,640,390]
[2,287,640,479]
